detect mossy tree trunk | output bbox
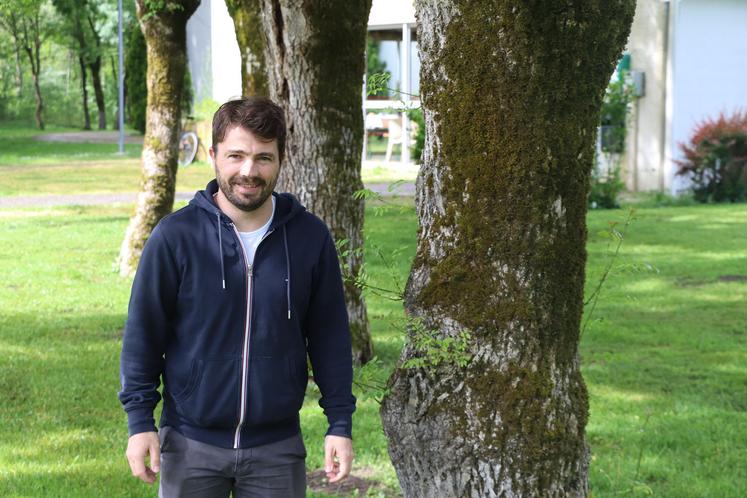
[380,1,634,496]
[259,0,374,364]
[118,0,200,277]
[225,0,268,96]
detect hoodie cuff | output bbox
[126,408,157,437]
[325,413,353,439]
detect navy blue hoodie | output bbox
[118,179,356,449]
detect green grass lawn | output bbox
[0,199,745,497]
[0,125,417,197]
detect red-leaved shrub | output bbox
[675,110,747,203]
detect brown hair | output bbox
[211,97,286,160]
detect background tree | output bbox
[118,0,200,276]
[225,0,267,96]
[83,1,107,130]
[124,19,147,133]
[380,1,635,496]
[258,0,374,364]
[0,0,53,129]
[52,0,92,129]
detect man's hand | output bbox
[324,435,353,483]
[125,431,161,484]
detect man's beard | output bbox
[217,173,277,212]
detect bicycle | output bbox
[178,129,199,167]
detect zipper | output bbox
[230,223,274,449]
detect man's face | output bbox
[210,126,281,212]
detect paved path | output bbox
[0,182,415,208]
[34,130,144,144]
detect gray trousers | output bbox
[158,426,307,498]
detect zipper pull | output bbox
[247,263,253,276]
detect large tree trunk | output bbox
[380,2,634,496]
[259,0,374,364]
[118,0,200,277]
[225,0,268,96]
[78,55,91,130]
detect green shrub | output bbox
[675,110,747,203]
[589,69,634,209]
[589,159,625,209]
[366,38,390,98]
[599,73,634,154]
[406,107,424,163]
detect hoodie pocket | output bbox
[246,355,305,426]
[172,356,240,428]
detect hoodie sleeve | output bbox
[305,229,357,439]
[118,223,179,436]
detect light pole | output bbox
[117,0,125,154]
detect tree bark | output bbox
[13,30,23,96]
[225,0,268,96]
[78,55,91,130]
[118,0,200,277]
[380,2,634,496]
[89,55,106,129]
[28,15,44,130]
[259,0,374,364]
[86,13,106,130]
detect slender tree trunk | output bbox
[13,34,23,96]
[89,56,106,129]
[380,2,634,496]
[16,13,45,130]
[86,14,106,129]
[78,55,91,130]
[25,33,44,129]
[110,54,120,131]
[118,0,200,277]
[260,0,374,364]
[225,0,267,96]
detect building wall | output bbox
[209,0,242,103]
[625,0,669,192]
[669,0,747,194]
[368,0,415,27]
[186,0,242,107]
[186,0,213,105]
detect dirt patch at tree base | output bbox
[306,468,392,496]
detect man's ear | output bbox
[208,146,216,167]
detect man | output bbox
[118,96,356,497]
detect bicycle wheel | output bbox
[178,131,199,166]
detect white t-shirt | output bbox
[237,196,275,266]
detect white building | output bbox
[624,0,747,194]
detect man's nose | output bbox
[239,158,259,177]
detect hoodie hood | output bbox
[188,179,306,317]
